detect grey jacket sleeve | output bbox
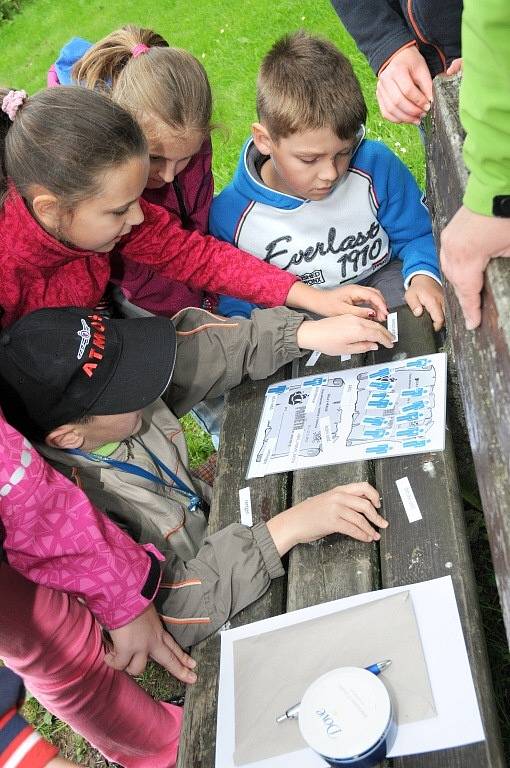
[155,522,284,647]
[167,307,306,417]
[332,0,413,74]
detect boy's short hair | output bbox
[256,30,367,141]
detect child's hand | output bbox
[267,483,388,555]
[405,274,445,331]
[297,314,394,355]
[320,285,388,321]
[286,281,387,320]
[106,603,198,683]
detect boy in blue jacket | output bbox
[210,31,444,330]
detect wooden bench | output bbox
[176,305,505,767]
[424,75,510,649]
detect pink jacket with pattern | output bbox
[0,410,162,629]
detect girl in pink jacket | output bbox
[0,406,194,766]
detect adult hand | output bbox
[106,603,198,682]
[405,274,445,330]
[440,205,510,329]
[297,314,394,356]
[267,482,388,555]
[445,58,463,76]
[377,45,432,124]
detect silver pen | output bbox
[275,659,392,723]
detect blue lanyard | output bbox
[67,438,209,515]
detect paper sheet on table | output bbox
[233,591,434,765]
[247,353,447,478]
[216,577,485,768]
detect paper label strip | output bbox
[395,476,422,522]
[387,312,399,342]
[306,350,321,367]
[239,486,253,526]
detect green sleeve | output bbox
[460,0,510,216]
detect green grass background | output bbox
[0,0,424,190]
[2,0,508,764]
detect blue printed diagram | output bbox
[346,358,436,455]
[255,376,343,464]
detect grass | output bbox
[0,0,507,763]
[0,0,424,191]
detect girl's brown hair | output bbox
[0,86,147,207]
[73,25,212,138]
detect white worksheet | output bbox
[216,576,484,767]
[247,353,447,478]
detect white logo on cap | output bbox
[76,319,91,360]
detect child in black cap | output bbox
[0,304,388,647]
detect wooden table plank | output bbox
[177,368,292,768]
[425,76,510,646]
[288,353,380,612]
[177,307,504,767]
[371,307,505,767]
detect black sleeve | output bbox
[331,0,414,74]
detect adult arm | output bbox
[331,0,414,75]
[439,0,510,329]
[331,2,432,123]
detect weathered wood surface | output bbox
[288,351,380,612]
[425,75,510,646]
[177,309,504,766]
[176,367,291,768]
[372,307,504,767]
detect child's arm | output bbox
[404,274,445,331]
[121,200,388,319]
[168,307,394,417]
[0,412,160,631]
[152,482,386,647]
[0,413,197,682]
[287,282,388,321]
[372,143,445,329]
[106,603,197,682]
[266,482,387,554]
[217,284,387,321]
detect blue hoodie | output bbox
[210,135,440,317]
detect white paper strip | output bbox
[396,476,423,522]
[387,311,399,342]
[306,350,321,367]
[239,486,253,526]
[340,353,351,362]
[319,416,333,448]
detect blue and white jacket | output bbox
[210,134,440,317]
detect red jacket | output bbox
[0,187,297,329]
[113,138,214,315]
[48,55,214,316]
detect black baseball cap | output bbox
[0,307,177,433]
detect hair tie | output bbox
[1,89,27,121]
[131,43,150,59]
